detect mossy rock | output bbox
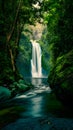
[0,86,11,102]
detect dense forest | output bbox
[0,0,73,108]
[0,0,36,85]
[44,0,73,106]
[0,0,73,129]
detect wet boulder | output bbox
[0,86,11,102]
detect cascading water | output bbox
[31,40,42,78]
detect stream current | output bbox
[13,78,52,118]
[2,78,73,130]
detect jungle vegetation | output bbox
[0,0,73,106]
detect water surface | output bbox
[13,78,63,118]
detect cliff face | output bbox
[28,22,45,40]
[16,23,49,78]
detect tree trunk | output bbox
[6,0,22,72]
[9,49,15,72]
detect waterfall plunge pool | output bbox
[13,77,68,118]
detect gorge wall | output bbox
[16,23,50,78]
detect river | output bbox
[10,78,65,119]
[2,78,73,130]
[13,78,52,118]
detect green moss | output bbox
[48,50,73,106]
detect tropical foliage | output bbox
[0,0,73,106]
[42,0,73,105]
[0,0,40,85]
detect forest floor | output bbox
[2,116,73,130]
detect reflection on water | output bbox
[15,78,52,118]
[25,77,48,86]
[15,78,68,118]
[13,78,68,118]
[29,96,43,117]
[3,78,72,122]
[31,78,42,85]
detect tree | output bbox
[0,0,41,85]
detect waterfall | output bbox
[31,40,42,78]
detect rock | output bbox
[0,86,11,102]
